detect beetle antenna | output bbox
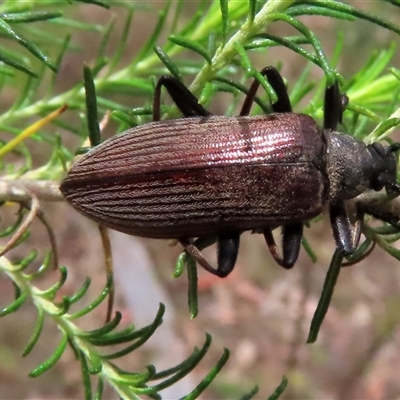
[388,143,400,154]
[386,182,400,195]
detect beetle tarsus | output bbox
[179,238,224,277]
[178,234,240,278]
[359,205,400,228]
[341,241,376,267]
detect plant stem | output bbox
[189,0,295,96]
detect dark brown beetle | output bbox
[61,66,400,277]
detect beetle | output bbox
[60,66,400,277]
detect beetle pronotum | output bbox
[61,67,400,277]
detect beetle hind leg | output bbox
[179,233,240,278]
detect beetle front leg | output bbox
[263,223,303,268]
[153,76,211,121]
[362,207,400,228]
[324,78,366,257]
[330,201,363,254]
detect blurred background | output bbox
[1,1,400,399]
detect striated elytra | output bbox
[61,66,400,277]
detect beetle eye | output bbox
[371,142,386,157]
[371,173,388,191]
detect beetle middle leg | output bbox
[240,66,304,267]
[153,75,211,120]
[263,224,303,268]
[154,75,242,277]
[239,66,292,116]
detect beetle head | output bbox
[367,142,400,194]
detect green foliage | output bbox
[1,0,400,398]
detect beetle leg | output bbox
[153,76,211,121]
[243,67,303,268]
[217,232,240,277]
[341,241,376,267]
[360,204,400,228]
[330,201,363,254]
[179,238,219,276]
[323,80,349,130]
[263,223,303,268]
[240,66,292,116]
[179,236,238,278]
[323,82,340,130]
[282,223,303,266]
